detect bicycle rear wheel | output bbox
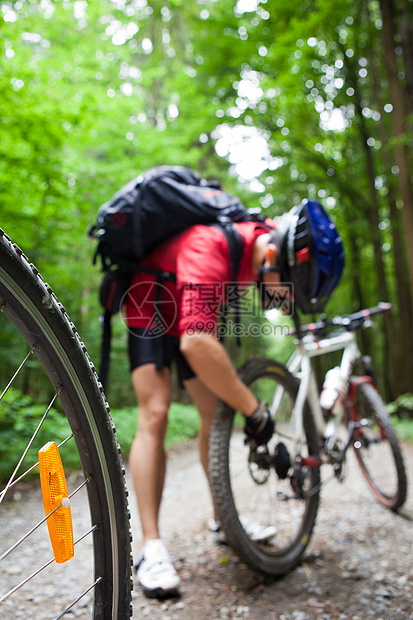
[0,231,132,619]
[350,380,407,511]
[209,358,320,576]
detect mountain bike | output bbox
[0,230,132,619]
[209,302,407,576]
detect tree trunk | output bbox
[345,52,398,399]
[368,37,413,394]
[400,6,413,115]
[360,135,396,399]
[379,0,413,297]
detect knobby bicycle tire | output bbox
[209,358,320,576]
[0,231,132,619]
[351,380,407,511]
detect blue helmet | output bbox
[273,200,345,314]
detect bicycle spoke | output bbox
[0,524,96,605]
[0,557,56,604]
[55,577,102,620]
[0,391,60,505]
[0,433,75,495]
[0,477,90,562]
[0,231,132,618]
[0,347,35,403]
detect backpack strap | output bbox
[99,310,112,392]
[98,269,133,392]
[154,273,165,371]
[217,219,245,282]
[214,221,245,346]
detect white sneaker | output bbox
[135,539,180,598]
[240,518,277,542]
[207,517,226,544]
[208,517,276,543]
[207,517,221,533]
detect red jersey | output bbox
[123,221,273,337]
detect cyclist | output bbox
[123,199,344,598]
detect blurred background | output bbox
[0,0,412,449]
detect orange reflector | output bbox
[38,441,74,564]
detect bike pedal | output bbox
[274,442,291,479]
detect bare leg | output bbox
[184,377,219,517]
[129,364,171,544]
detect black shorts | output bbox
[128,328,195,384]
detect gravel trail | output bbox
[1,441,412,620]
[127,440,413,620]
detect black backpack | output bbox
[89,165,264,390]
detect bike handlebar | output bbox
[288,302,391,337]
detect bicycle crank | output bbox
[247,441,293,483]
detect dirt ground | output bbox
[127,441,413,620]
[1,440,412,620]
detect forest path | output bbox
[128,440,413,620]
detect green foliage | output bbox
[111,402,200,455]
[0,0,412,409]
[109,406,138,455]
[0,388,200,483]
[387,393,413,417]
[0,388,80,483]
[165,403,200,449]
[392,417,413,443]
[386,394,413,442]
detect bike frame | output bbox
[270,327,370,462]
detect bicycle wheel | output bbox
[209,358,320,576]
[350,380,407,511]
[0,230,132,619]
